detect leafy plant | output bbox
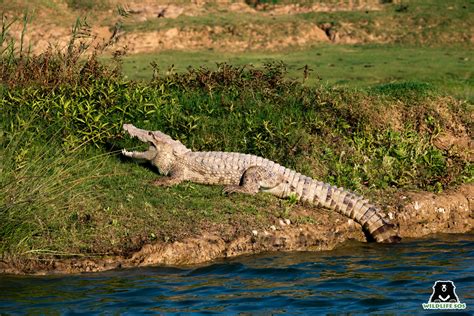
[2,60,469,191]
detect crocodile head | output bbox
[122,124,190,159]
[123,123,155,144]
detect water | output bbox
[1,233,473,314]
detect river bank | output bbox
[1,0,472,276]
[1,184,471,275]
[2,234,473,314]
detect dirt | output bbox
[5,0,474,55]
[121,23,330,53]
[1,183,472,275]
[1,1,403,55]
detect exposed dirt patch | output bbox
[395,184,473,237]
[1,184,472,275]
[122,23,329,53]
[4,0,473,54]
[5,21,331,55]
[0,1,407,55]
[248,1,383,14]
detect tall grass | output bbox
[0,14,123,255]
[0,113,112,256]
[0,13,123,88]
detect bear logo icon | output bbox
[429,281,459,303]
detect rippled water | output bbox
[1,233,473,314]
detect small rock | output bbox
[165,28,179,38]
[278,219,286,226]
[270,225,276,231]
[414,201,421,210]
[436,207,446,214]
[284,219,291,225]
[252,230,258,236]
[387,212,394,220]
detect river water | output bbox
[1,233,473,314]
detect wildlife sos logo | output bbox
[422,280,466,310]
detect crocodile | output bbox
[121,124,401,243]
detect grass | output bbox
[121,44,473,101]
[0,124,283,256]
[0,0,472,262]
[1,62,471,258]
[120,0,473,47]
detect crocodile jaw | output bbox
[123,124,154,144]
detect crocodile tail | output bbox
[303,181,401,243]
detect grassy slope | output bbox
[1,70,471,258]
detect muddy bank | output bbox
[1,184,472,275]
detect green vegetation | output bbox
[122,45,473,101]
[65,0,110,11]
[1,57,471,258]
[0,1,472,262]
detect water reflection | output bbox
[1,233,473,314]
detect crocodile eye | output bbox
[148,132,153,136]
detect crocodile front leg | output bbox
[152,169,185,187]
[224,166,290,197]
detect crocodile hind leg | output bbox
[223,166,290,196]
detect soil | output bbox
[1,184,472,275]
[0,1,418,55]
[5,0,474,55]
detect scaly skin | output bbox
[122,124,401,243]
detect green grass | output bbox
[1,62,471,257]
[122,44,474,101]
[0,0,472,262]
[0,0,60,12]
[0,128,279,256]
[65,0,110,11]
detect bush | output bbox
[2,63,470,192]
[1,16,470,193]
[1,15,122,88]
